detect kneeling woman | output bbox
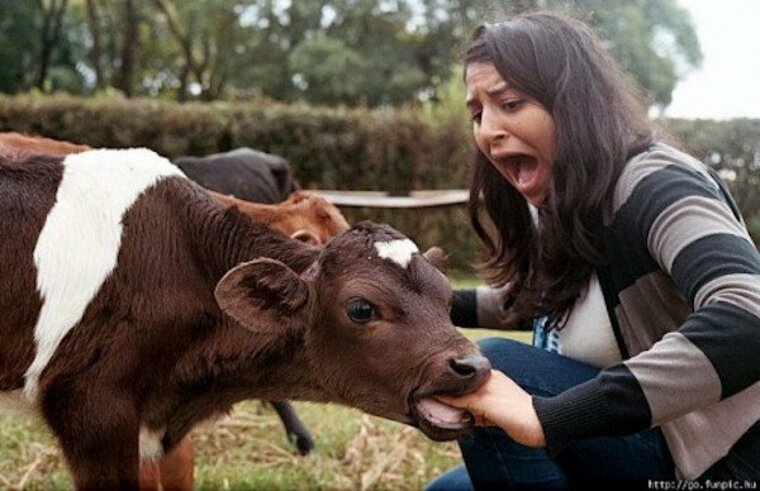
[429,11,759,489]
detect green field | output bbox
[0,278,531,490]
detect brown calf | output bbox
[0,131,91,158]
[0,149,489,490]
[0,132,351,488]
[210,189,350,245]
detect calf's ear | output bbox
[214,258,310,334]
[290,229,321,245]
[423,246,447,273]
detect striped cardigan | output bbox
[458,143,759,479]
[533,143,759,479]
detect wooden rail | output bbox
[310,189,469,208]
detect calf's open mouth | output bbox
[414,397,473,430]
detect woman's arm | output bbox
[450,285,514,328]
[437,370,546,447]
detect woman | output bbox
[428,11,759,489]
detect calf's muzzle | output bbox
[448,354,491,380]
[411,351,491,441]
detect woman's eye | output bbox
[502,99,522,111]
[470,111,482,124]
[345,298,378,324]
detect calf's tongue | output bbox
[416,398,470,426]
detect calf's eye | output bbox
[345,297,378,324]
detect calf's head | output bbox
[215,221,490,441]
[209,190,350,245]
[278,191,351,245]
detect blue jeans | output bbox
[426,337,676,490]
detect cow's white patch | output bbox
[374,238,419,268]
[139,426,166,462]
[25,148,184,401]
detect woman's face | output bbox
[465,62,556,206]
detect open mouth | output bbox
[492,153,540,194]
[506,154,539,186]
[405,354,491,441]
[409,395,475,440]
[415,397,473,429]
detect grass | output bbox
[0,279,530,490]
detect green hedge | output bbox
[664,118,760,245]
[1,95,757,273]
[0,94,470,193]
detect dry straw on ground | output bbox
[0,401,461,490]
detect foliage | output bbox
[0,0,87,94]
[664,117,760,241]
[0,95,756,270]
[0,93,469,190]
[0,0,701,110]
[288,35,368,105]
[565,0,702,109]
[420,67,470,133]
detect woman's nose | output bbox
[479,109,508,142]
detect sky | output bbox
[665,0,760,120]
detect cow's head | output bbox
[214,221,490,441]
[271,191,350,245]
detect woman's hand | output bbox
[436,369,546,448]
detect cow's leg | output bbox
[271,400,314,455]
[158,435,195,491]
[138,461,161,491]
[43,388,140,490]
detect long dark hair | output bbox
[465,12,654,328]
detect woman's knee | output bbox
[425,465,472,491]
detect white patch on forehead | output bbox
[24,148,185,401]
[374,238,419,268]
[139,426,166,462]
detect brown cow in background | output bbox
[0,132,91,157]
[210,190,349,245]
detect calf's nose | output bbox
[448,354,491,380]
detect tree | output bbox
[85,0,105,90]
[0,0,85,94]
[35,0,70,89]
[288,36,367,105]
[147,0,252,101]
[234,0,479,105]
[0,2,40,92]
[117,0,140,97]
[0,0,702,110]
[227,0,702,109]
[469,0,703,109]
